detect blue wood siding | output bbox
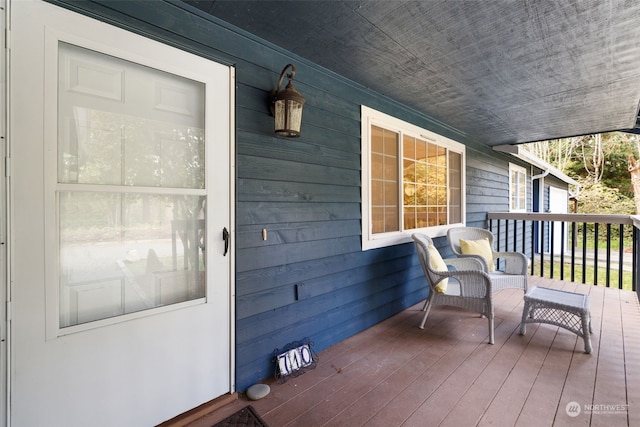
[465,149,510,227]
[49,0,519,391]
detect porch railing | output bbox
[486,212,639,295]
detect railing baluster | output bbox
[540,220,545,277]
[560,221,565,280]
[619,224,624,289]
[550,221,555,279]
[504,220,509,253]
[594,223,599,286]
[571,221,576,283]
[582,222,587,284]
[606,223,611,288]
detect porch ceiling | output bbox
[185,0,640,146]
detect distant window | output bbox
[509,163,527,212]
[361,106,465,250]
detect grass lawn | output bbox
[534,259,634,291]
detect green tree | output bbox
[525,136,579,172]
[575,178,635,215]
[564,132,636,198]
[526,132,639,199]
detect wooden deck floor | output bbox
[184,277,640,427]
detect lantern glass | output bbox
[274,98,303,137]
[271,64,305,137]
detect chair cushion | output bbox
[460,238,495,272]
[427,243,448,293]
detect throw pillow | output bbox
[427,243,448,293]
[460,238,495,272]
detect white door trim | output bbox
[1,0,9,425]
[228,65,237,395]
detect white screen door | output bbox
[9,2,233,426]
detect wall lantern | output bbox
[270,63,305,137]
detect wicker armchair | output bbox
[412,233,495,344]
[447,227,528,293]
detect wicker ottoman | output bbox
[520,286,592,354]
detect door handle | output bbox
[222,227,230,256]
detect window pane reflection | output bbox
[59,192,206,327]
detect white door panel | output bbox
[10,1,233,426]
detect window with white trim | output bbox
[509,163,527,212]
[361,106,465,250]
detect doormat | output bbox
[212,405,269,427]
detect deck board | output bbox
[176,277,640,427]
[621,288,640,427]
